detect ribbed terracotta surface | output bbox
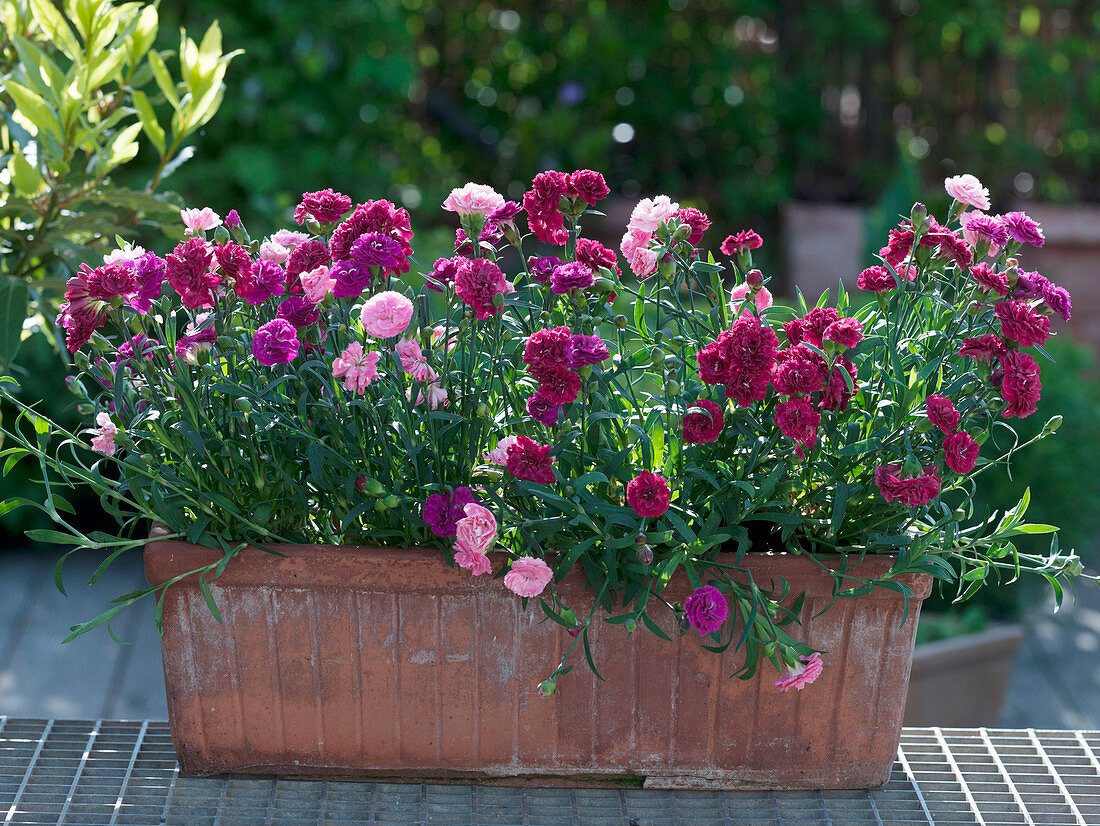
[145,541,931,789]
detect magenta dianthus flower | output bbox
[684,585,728,635]
[422,487,477,538]
[252,319,299,366]
[550,261,595,294]
[626,470,670,518]
[526,394,561,427]
[294,188,353,225]
[1001,211,1045,247]
[569,334,610,368]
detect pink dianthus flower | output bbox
[361,290,414,338]
[774,652,824,692]
[332,341,380,394]
[503,557,553,598]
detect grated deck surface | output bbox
[0,720,1098,824]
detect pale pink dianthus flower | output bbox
[299,265,336,303]
[332,341,381,394]
[442,183,506,218]
[361,290,414,338]
[181,207,221,235]
[774,652,823,692]
[944,174,991,212]
[503,557,553,598]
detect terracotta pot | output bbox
[145,539,931,789]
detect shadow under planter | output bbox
[902,625,1024,728]
[145,539,931,790]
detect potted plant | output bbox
[0,171,1091,789]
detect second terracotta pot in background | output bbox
[145,540,931,789]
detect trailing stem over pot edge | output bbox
[0,169,1093,696]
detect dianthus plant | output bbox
[0,172,1092,695]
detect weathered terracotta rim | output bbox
[145,536,931,600]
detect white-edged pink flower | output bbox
[300,265,336,304]
[360,290,414,338]
[503,556,553,598]
[181,207,221,235]
[628,195,680,233]
[259,240,290,264]
[944,174,991,212]
[728,283,774,318]
[455,502,497,554]
[91,412,118,456]
[484,434,520,465]
[774,652,824,692]
[409,382,449,410]
[270,229,311,250]
[332,341,381,395]
[620,226,651,258]
[442,183,506,217]
[103,246,145,265]
[395,337,436,382]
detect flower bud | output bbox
[635,532,647,544]
[1041,415,1063,436]
[212,225,231,244]
[234,398,252,414]
[537,678,556,698]
[745,268,763,288]
[671,222,692,242]
[910,202,928,231]
[65,377,87,397]
[614,314,627,329]
[636,544,654,565]
[560,608,578,627]
[666,380,680,395]
[381,494,400,509]
[901,454,922,477]
[624,618,638,636]
[476,402,489,418]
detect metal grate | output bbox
[1,720,1099,825]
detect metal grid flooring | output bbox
[1,720,1099,825]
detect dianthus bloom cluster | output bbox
[53,167,1076,702]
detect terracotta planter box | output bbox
[903,624,1023,727]
[145,539,931,789]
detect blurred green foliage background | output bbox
[143,0,1100,244]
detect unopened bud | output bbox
[745,268,763,287]
[910,202,928,231]
[381,494,400,509]
[537,678,556,698]
[234,398,252,413]
[624,618,638,636]
[1041,415,1063,436]
[212,225,231,244]
[614,314,627,329]
[636,544,654,565]
[666,380,680,395]
[671,222,692,242]
[635,532,647,544]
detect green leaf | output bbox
[146,50,179,108]
[126,4,158,66]
[0,277,29,370]
[8,146,42,196]
[28,0,81,59]
[3,79,64,143]
[199,575,223,623]
[131,90,166,155]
